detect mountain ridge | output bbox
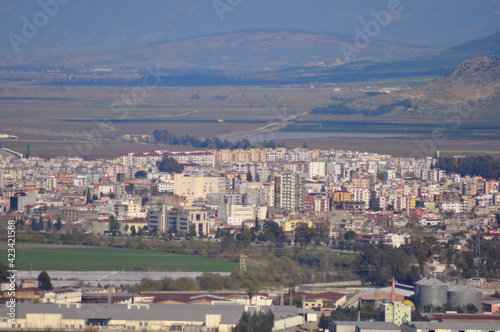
[36,29,437,72]
[348,57,500,120]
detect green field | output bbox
[0,247,236,272]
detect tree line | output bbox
[435,155,500,180]
[311,99,412,116]
[152,129,279,150]
[18,216,62,232]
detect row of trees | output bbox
[219,220,331,249]
[352,243,424,286]
[294,222,330,248]
[29,216,62,232]
[233,310,274,332]
[454,237,500,279]
[318,306,381,328]
[351,236,500,284]
[152,129,279,150]
[156,156,184,173]
[435,155,500,180]
[217,220,287,247]
[311,99,412,116]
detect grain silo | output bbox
[447,284,482,310]
[415,277,448,307]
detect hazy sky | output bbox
[1,0,499,55]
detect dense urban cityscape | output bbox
[1,0,500,331]
[1,143,500,330]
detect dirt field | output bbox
[1,77,499,158]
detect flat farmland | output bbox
[1,76,500,158]
[0,80,328,136]
[0,247,236,272]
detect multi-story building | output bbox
[114,197,143,218]
[60,207,99,222]
[148,205,209,236]
[173,174,223,201]
[462,182,477,196]
[119,151,215,167]
[218,203,267,225]
[274,169,306,212]
[332,190,352,203]
[309,161,326,178]
[9,191,36,213]
[349,188,370,209]
[304,194,329,213]
[382,301,411,326]
[352,176,371,188]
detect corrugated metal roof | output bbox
[0,303,312,325]
[415,277,446,286]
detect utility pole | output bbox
[239,254,248,272]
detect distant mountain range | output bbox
[15,29,497,78]
[2,0,499,55]
[349,56,500,120]
[38,29,437,72]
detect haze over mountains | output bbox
[34,29,438,72]
[1,1,500,121]
[1,0,499,56]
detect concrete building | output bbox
[304,194,329,213]
[0,303,316,331]
[60,208,99,222]
[174,174,222,201]
[385,233,411,248]
[9,191,35,213]
[41,289,82,304]
[401,322,500,332]
[148,205,209,236]
[382,301,411,326]
[309,161,326,178]
[349,187,370,209]
[119,151,215,167]
[332,190,352,203]
[274,169,306,212]
[114,197,142,218]
[218,202,267,224]
[384,170,396,182]
[329,321,400,332]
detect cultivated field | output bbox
[0,247,236,272]
[1,72,500,158]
